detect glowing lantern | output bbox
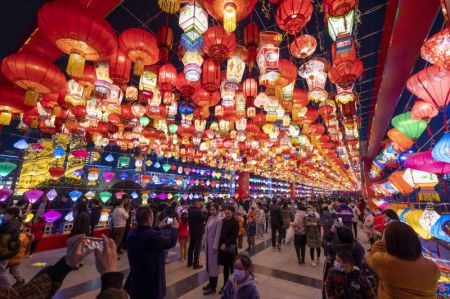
[139,68,158,92]
[69,190,82,202]
[179,1,208,44]
[276,3,312,33]
[391,112,427,140]
[0,162,16,177]
[289,34,317,59]
[202,59,221,92]
[0,190,12,202]
[158,63,177,93]
[405,150,450,175]
[327,10,355,41]
[13,139,28,150]
[298,58,330,102]
[203,26,236,64]
[421,28,450,70]
[162,163,171,172]
[46,189,58,201]
[407,66,450,109]
[103,171,115,183]
[182,50,204,82]
[411,100,439,120]
[324,0,357,17]
[24,189,44,204]
[387,128,414,150]
[431,214,450,242]
[257,32,282,87]
[42,210,62,223]
[329,56,363,90]
[53,146,65,158]
[105,154,114,163]
[99,191,112,203]
[37,0,117,77]
[119,28,159,76]
[118,156,130,167]
[49,166,65,180]
[72,149,90,158]
[244,22,259,67]
[432,132,450,163]
[335,86,354,104]
[419,209,441,232]
[203,0,256,33]
[227,46,247,84]
[404,209,432,240]
[109,49,132,86]
[126,86,138,102]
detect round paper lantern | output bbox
[289,34,317,59]
[243,22,259,66]
[176,72,201,98]
[49,166,65,180]
[157,25,174,63]
[324,0,357,17]
[46,189,58,201]
[276,0,313,34]
[158,63,177,92]
[329,57,364,90]
[202,58,221,92]
[1,54,66,106]
[0,162,16,177]
[391,112,427,140]
[119,28,160,76]
[203,25,236,65]
[421,28,450,70]
[432,132,450,163]
[99,191,112,203]
[0,85,33,125]
[243,77,258,101]
[24,189,44,204]
[405,150,450,175]
[109,49,132,86]
[407,66,450,109]
[192,88,220,115]
[387,128,414,150]
[411,100,439,120]
[203,0,257,33]
[38,0,117,76]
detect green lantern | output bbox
[0,162,17,177]
[118,156,130,167]
[168,124,178,134]
[162,163,171,172]
[99,191,112,203]
[391,112,427,140]
[139,116,150,127]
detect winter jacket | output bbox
[319,209,332,226]
[90,206,102,227]
[291,210,306,235]
[325,241,366,269]
[70,211,91,236]
[187,206,208,237]
[0,218,21,260]
[178,220,189,239]
[281,208,292,229]
[325,268,376,299]
[269,204,283,227]
[246,222,256,237]
[9,232,31,265]
[221,274,260,299]
[255,208,265,224]
[335,204,354,223]
[25,221,46,241]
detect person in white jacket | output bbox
[111,198,129,255]
[349,200,361,239]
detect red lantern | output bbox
[411,100,439,120]
[157,25,174,64]
[71,105,87,119]
[276,0,313,34]
[202,59,221,92]
[324,0,358,17]
[158,63,177,93]
[49,166,65,180]
[203,0,257,33]
[193,88,221,109]
[37,0,117,77]
[109,49,132,86]
[176,72,201,98]
[329,57,364,89]
[119,28,160,76]
[339,101,357,117]
[278,58,298,86]
[290,34,317,59]
[1,54,66,106]
[244,22,259,67]
[0,85,33,125]
[243,78,258,102]
[203,25,236,65]
[293,89,309,107]
[407,66,450,109]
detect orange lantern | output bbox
[387,128,414,150]
[203,26,236,65]
[289,34,317,59]
[158,63,177,93]
[109,49,132,87]
[277,58,298,87]
[411,100,439,120]
[157,25,174,64]
[0,85,33,125]
[192,88,221,115]
[293,89,309,107]
[276,0,313,34]
[329,56,364,90]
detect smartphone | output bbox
[83,237,104,251]
[167,217,174,225]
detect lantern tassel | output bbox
[67,52,85,77]
[0,112,12,126]
[134,59,145,76]
[24,89,39,106]
[223,3,237,33]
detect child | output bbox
[248,207,256,218]
[178,212,189,260]
[325,251,375,299]
[236,213,245,249]
[25,216,46,257]
[8,226,32,287]
[220,253,260,299]
[245,216,256,252]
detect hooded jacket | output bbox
[220,273,260,299]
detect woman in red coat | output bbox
[178,212,190,260]
[25,216,46,257]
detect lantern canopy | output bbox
[391,112,427,140]
[407,66,450,109]
[432,132,450,163]
[275,0,313,34]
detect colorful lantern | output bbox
[13,139,28,150]
[99,191,112,203]
[244,21,259,67]
[289,34,317,59]
[72,149,90,158]
[407,66,450,109]
[405,150,450,175]
[46,189,58,201]
[53,146,65,159]
[327,10,355,41]
[432,132,450,163]
[324,0,357,17]
[257,32,283,87]
[387,128,414,150]
[69,190,82,202]
[42,210,62,223]
[431,214,450,242]
[109,49,132,86]
[329,56,363,90]
[203,0,256,33]
[391,112,427,140]
[404,209,432,240]
[202,58,221,92]
[421,28,450,70]
[49,166,65,180]
[299,58,330,102]
[226,46,247,84]
[182,50,204,82]
[419,209,441,232]
[411,100,439,120]
[118,156,130,167]
[158,63,177,93]
[24,189,44,204]
[179,1,208,44]
[103,171,115,183]
[0,162,16,177]
[276,0,313,34]
[0,190,12,202]
[162,163,171,172]
[203,26,236,64]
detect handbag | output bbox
[285,226,295,243]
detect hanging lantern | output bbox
[327,10,355,41]
[182,49,204,82]
[49,166,65,180]
[329,56,363,90]
[203,25,236,64]
[299,58,330,102]
[119,28,160,76]
[69,190,83,202]
[99,191,112,204]
[387,128,414,150]
[0,162,16,177]
[244,22,259,67]
[431,214,450,242]
[179,1,208,44]
[275,0,313,34]
[37,0,117,77]
[0,85,33,125]
[335,86,354,104]
[109,49,132,86]
[407,66,450,109]
[102,171,115,183]
[419,208,441,233]
[46,189,58,201]
[202,58,221,92]
[324,0,357,17]
[203,0,256,34]
[24,189,44,204]
[257,32,283,87]
[277,58,298,87]
[162,163,171,172]
[391,112,427,140]
[289,34,317,59]
[13,139,28,150]
[411,100,439,120]
[432,132,450,163]
[405,150,450,175]
[192,88,220,115]
[226,45,247,84]
[158,63,177,93]
[157,25,174,64]
[1,54,66,106]
[421,28,450,70]
[118,156,130,167]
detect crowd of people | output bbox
[0,194,441,299]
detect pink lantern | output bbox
[0,190,12,202]
[404,150,450,175]
[41,210,62,223]
[184,167,192,175]
[407,66,450,109]
[72,149,90,158]
[116,191,126,199]
[411,100,439,120]
[102,171,115,182]
[24,189,44,204]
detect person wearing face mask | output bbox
[363,208,375,247]
[325,251,375,299]
[220,253,260,299]
[348,201,361,239]
[305,207,321,267]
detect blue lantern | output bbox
[178,102,194,114]
[432,132,450,163]
[131,191,139,199]
[132,173,141,183]
[53,146,65,158]
[68,190,82,202]
[105,154,114,162]
[431,214,449,242]
[119,172,128,181]
[14,139,28,150]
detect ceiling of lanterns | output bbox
[0,0,390,192]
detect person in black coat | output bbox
[218,204,239,294]
[0,207,21,286]
[187,199,208,269]
[269,199,283,249]
[69,201,91,237]
[125,206,178,299]
[90,199,102,237]
[51,195,72,234]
